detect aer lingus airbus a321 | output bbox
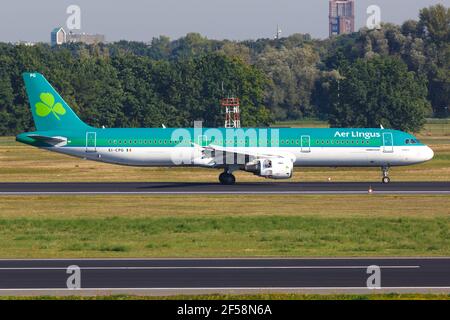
[16,73,434,185]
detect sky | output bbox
[0,0,448,42]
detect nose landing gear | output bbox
[381,166,390,184]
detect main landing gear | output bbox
[381,166,390,184]
[219,170,236,185]
[219,168,236,185]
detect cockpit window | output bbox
[405,139,410,144]
[411,139,417,144]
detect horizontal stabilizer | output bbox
[27,134,67,146]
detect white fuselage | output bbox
[46,145,434,168]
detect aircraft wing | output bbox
[206,144,287,159]
[191,142,295,167]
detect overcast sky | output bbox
[0,0,448,42]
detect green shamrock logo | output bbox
[35,93,66,120]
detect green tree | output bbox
[168,53,271,127]
[256,45,320,120]
[418,4,450,117]
[71,58,125,127]
[418,4,450,45]
[328,56,430,132]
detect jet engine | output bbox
[245,158,293,179]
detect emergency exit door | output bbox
[301,135,311,153]
[86,132,97,152]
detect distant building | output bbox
[14,41,36,47]
[51,27,66,46]
[67,32,105,45]
[329,0,355,37]
[50,27,105,46]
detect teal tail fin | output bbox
[23,72,89,131]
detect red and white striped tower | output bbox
[221,97,241,128]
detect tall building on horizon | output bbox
[51,27,66,46]
[329,0,355,37]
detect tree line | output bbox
[0,4,448,135]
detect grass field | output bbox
[0,138,449,183]
[0,121,448,258]
[0,121,448,183]
[1,293,449,300]
[0,195,448,258]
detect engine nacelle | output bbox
[245,158,293,179]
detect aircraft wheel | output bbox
[382,176,390,184]
[219,173,236,185]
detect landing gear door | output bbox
[86,132,97,153]
[301,135,311,153]
[382,132,394,153]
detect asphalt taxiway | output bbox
[0,258,448,295]
[0,182,449,195]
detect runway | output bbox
[0,258,449,295]
[0,182,449,195]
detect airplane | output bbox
[16,72,434,185]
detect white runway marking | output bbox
[0,265,420,270]
[0,287,448,292]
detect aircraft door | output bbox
[382,132,394,153]
[301,135,311,153]
[86,132,97,152]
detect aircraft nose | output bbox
[423,146,434,161]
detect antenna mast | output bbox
[275,24,282,39]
